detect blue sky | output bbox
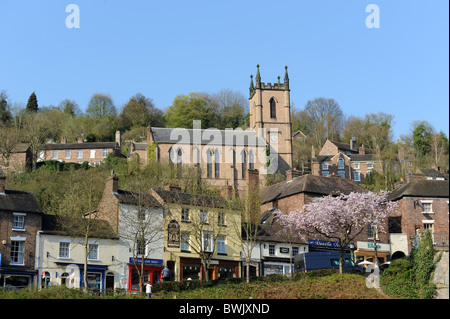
[0,0,448,140]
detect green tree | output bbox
[26,92,38,113]
[0,90,12,123]
[86,93,116,119]
[119,93,164,130]
[165,93,219,129]
[412,121,433,158]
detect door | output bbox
[105,272,114,291]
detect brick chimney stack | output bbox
[286,168,302,181]
[61,136,67,144]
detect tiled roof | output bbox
[150,127,266,146]
[0,190,43,213]
[388,180,449,201]
[260,174,367,204]
[40,142,118,150]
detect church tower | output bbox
[249,65,293,174]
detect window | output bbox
[202,231,213,253]
[249,150,255,170]
[368,224,377,239]
[77,150,83,159]
[292,246,299,257]
[181,208,190,222]
[65,150,70,159]
[241,150,247,179]
[422,203,433,213]
[322,171,329,177]
[38,151,45,161]
[12,213,25,230]
[338,158,344,169]
[270,98,276,118]
[181,232,190,251]
[207,149,212,178]
[321,163,328,170]
[269,244,275,256]
[338,171,345,179]
[200,210,208,224]
[10,240,25,264]
[353,163,360,169]
[102,149,108,158]
[214,149,220,178]
[88,243,98,260]
[177,148,182,177]
[217,236,226,254]
[59,242,70,258]
[136,239,146,256]
[353,171,361,182]
[90,150,95,158]
[367,162,374,169]
[52,151,58,159]
[218,212,225,226]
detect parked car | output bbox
[294,251,364,274]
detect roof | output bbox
[328,140,374,154]
[40,142,118,150]
[114,189,162,207]
[388,180,449,201]
[12,143,31,153]
[149,127,266,147]
[242,208,308,245]
[260,174,367,204]
[41,214,118,239]
[419,168,447,180]
[0,190,43,214]
[152,188,237,210]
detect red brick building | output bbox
[388,179,449,253]
[0,171,43,288]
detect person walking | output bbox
[161,265,171,282]
[146,281,152,299]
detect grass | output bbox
[156,271,388,299]
[0,270,388,299]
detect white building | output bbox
[35,214,122,291]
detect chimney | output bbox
[286,168,302,181]
[147,127,152,146]
[115,130,121,147]
[164,184,181,192]
[221,185,233,200]
[0,170,6,195]
[311,145,316,158]
[77,137,84,143]
[106,170,119,194]
[359,146,365,155]
[350,136,357,151]
[61,136,67,144]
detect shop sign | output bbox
[279,247,289,254]
[357,241,390,252]
[168,220,180,248]
[129,258,163,266]
[308,239,340,249]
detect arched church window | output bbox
[214,149,220,179]
[207,149,212,178]
[270,98,276,119]
[241,150,247,179]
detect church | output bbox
[129,65,293,195]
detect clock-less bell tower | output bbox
[249,65,293,174]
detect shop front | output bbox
[355,241,390,265]
[179,257,239,281]
[128,258,163,292]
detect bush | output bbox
[381,258,418,298]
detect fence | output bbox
[413,231,449,249]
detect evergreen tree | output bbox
[26,92,38,113]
